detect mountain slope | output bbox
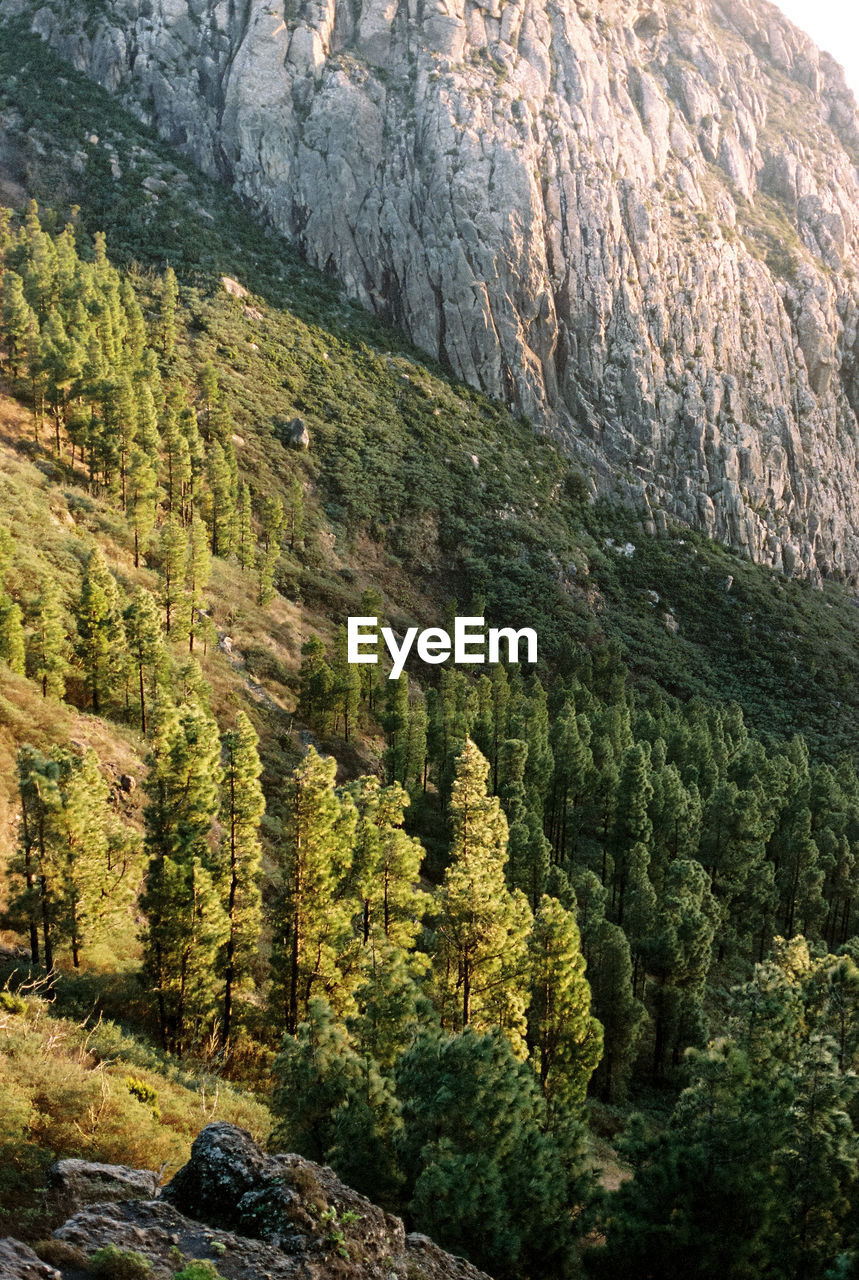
[5,0,859,579]
[5,22,859,1280]
[1,22,859,769]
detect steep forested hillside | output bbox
[3,22,859,1280]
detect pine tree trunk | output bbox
[139,655,147,736]
[71,902,80,969]
[223,766,239,1051]
[462,953,471,1027]
[40,875,53,975]
[20,801,40,965]
[288,905,301,1036]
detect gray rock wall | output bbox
[10,0,859,579]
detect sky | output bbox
[772,0,859,98]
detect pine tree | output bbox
[206,439,235,557]
[160,266,178,359]
[548,700,593,859]
[358,587,384,715]
[700,779,773,959]
[120,278,146,366]
[0,600,26,675]
[470,674,494,763]
[347,776,428,950]
[649,761,701,890]
[272,998,402,1203]
[611,743,654,925]
[257,497,284,603]
[219,712,265,1050]
[260,495,284,551]
[430,668,474,801]
[2,270,38,380]
[382,673,410,782]
[507,810,551,910]
[407,693,428,792]
[601,946,859,1280]
[123,586,166,735]
[159,402,184,515]
[182,405,205,523]
[770,786,826,940]
[332,626,361,741]
[284,474,305,550]
[76,547,125,714]
[135,379,161,460]
[185,513,211,653]
[10,747,61,968]
[650,859,718,1079]
[54,748,111,967]
[40,310,83,457]
[236,483,253,570]
[298,635,335,733]
[598,1040,789,1280]
[527,895,603,1120]
[8,745,121,973]
[127,446,158,568]
[140,695,226,1053]
[270,747,358,1034]
[512,678,554,816]
[198,361,220,437]
[489,662,510,791]
[256,541,279,606]
[396,1028,582,1279]
[588,919,647,1101]
[30,577,68,698]
[432,738,532,1055]
[157,512,186,636]
[104,374,134,508]
[499,740,549,908]
[351,935,428,1068]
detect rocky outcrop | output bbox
[13,1124,494,1280]
[7,0,859,578]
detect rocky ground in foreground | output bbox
[1,1123,493,1280]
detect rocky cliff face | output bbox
[8,0,859,580]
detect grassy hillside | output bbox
[0,989,270,1240]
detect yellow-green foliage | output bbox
[173,1264,225,1280]
[88,1244,153,1279]
[0,996,270,1237]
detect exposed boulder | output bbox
[0,1238,60,1279]
[53,1199,299,1280]
[49,1159,160,1214]
[160,1122,271,1232]
[285,416,310,449]
[220,275,249,299]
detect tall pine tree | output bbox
[218,712,265,1050]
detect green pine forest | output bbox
[5,21,859,1280]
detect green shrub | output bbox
[88,1244,153,1279]
[33,1240,89,1269]
[173,1262,225,1280]
[0,991,28,1014]
[125,1076,161,1120]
